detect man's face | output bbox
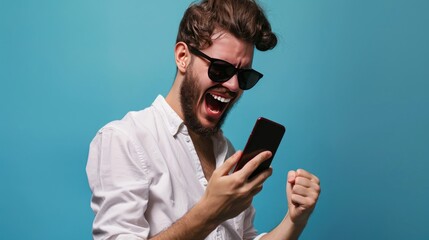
[180,32,255,136]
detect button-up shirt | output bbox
[86,95,265,240]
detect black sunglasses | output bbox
[187,45,263,90]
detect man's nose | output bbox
[221,74,240,92]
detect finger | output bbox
[292,185,320,200]
[239,151,272,179]
[248,167,272,187]
[217,151,242,176]
[293,176,321,196]
[291,193,317,208]
[296,169,320,184]
[294,177,321,192]
[292,185,310,196]
[287,170,296,184]
[294,177,312,188]
[286,172,294,204]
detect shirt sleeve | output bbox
[242,205,267,240]
[86,126,150,240]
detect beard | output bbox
[180,67,235,137]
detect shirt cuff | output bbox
[254,232,267,240]
[116,234,145,240]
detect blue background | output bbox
[1,0,428,239]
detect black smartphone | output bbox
[233,117,286,179]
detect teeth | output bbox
[211,93,231,103]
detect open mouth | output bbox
[205,92,231,115]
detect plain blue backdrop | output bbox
[1,0,428,239]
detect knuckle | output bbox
[250,159,261,169]
[313,176,320,184]
[295,176,305,184]
[232,175,245,187]
[293,184,303,192]
[307,197,316,206]
[237,187,250,198]
[314,184,321,193]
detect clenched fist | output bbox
[286,169,321,225]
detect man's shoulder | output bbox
[99,105,158,138]
[92,95,180,147]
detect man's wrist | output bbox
[285,212,308,229]
[191,199,222,230]
[281,211,308,239]
[181,200,220,237]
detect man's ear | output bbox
[175,42,190,73]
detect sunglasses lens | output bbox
[208,61,236,82]
[202,53,263,90]
[238,70,263,90]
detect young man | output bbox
[86,0,321,239]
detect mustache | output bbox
[207,85,238,98]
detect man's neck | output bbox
[189,130,216,181]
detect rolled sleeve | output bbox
[242,206,267,240]
[87,126,150,240]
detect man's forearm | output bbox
[150,201,219,240]
[260,212,307,240]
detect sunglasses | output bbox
[188,45,263,90]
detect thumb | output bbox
[218,151,242,175]
[286,170,296,203]
[287,170,296,184]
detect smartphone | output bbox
[233,117,286,179]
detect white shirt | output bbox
[86,95,265,240]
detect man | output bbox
[86,0,321,239]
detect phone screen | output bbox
[233,117,286,179]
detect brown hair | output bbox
[176,0,277,51]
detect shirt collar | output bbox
[152,95,227,145]
[152,95,231,164]
[152,95,185,136]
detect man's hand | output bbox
[151,151,273,240]
[198,150,273,225]
[257,168,321,240]
[286,169,321,225]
